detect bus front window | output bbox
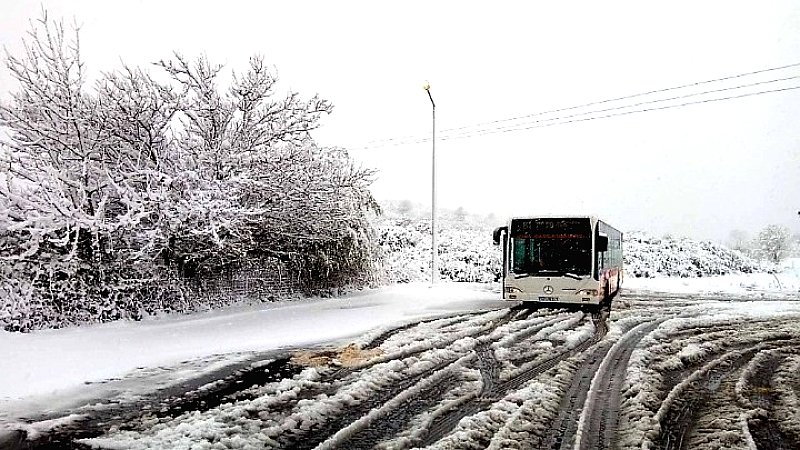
[511,238,591,276]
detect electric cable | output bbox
[351,62,800,150]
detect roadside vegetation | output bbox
[0,12,377,331]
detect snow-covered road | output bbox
[3,287,799,449]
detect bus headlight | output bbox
[505,287,523,294]
[576,289,599,296]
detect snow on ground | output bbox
[624,257,800,296]
[0,262,799,446]
[76,294,800,450]
[617,305,800,450]
[0,283,505,422]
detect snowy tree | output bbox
[0,13,164,329]
[727,229,752,256]
[757,224,791,263]
[0,11,377,331]
[396,200,413,217]
[153,53,378,282]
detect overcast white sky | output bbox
[1,1,799,242]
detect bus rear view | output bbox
[492,216,622,310]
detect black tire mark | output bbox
[418,312,612,447]
[279,358,460,450]
[330,373,463,450]
[577,320,663,450]
[10,353,297,449]
[278,308,532,449]
[362,313,479,350]
[538,341,616,450]
[475,344,502,396]
[500,315,572,359]
[740,351,799,450]
[502,312,610,394]
[655,331,797,404]
[652,339,799,450]
[656,348,760,450]
[533,318,657,450]
[316,309,545,449]
[361,304,536,351]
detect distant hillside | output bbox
[371,207,763,282]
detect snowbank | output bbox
[0,283,504,419]
[625,270,800,296]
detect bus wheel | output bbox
[521,301,539,311]
[602,283,612,311]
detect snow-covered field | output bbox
[1,261,799,449]
[0,213,800,448]
[625,267,800,297]
[0,283,504,416]
[70,289,800,450]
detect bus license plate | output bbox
[539,296,558,302]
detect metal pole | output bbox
[424,82,437,285]
[430,92,437,284]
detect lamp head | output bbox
[423,80,430,91]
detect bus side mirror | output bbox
[492,226,507,245]
[597,235,608,252]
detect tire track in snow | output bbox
[274,308,530,450]
[277,357,461,450]
[318,308,583,449]
[653,342,788,450]
[311,357,472,450]
[537,319,647,450]
[739,349,799,450]
[573,319,664,450]
[361,313,480,350]
[7,353,295,449]
[615,310,800,450]
[420,311,611,448]
[279,309,520,418]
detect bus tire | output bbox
[521,301,539,311]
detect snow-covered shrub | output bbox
[375,217,763,284]
[0,13,377,331]
[372,206,501,283]
[757,224,792,263]
[624,231,760,278]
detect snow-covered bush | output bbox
[373,205,501,283]
[0,13,377,331]
[756,224,793,263]
[375,215,764,283]
[623,231,760,278]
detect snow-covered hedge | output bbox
[374,216,501,283]
[0,16,377,332]
[623,231,760,278]
[375,217,764,283]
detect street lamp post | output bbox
[423,80,437,285]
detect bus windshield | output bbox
[510,218,592,277]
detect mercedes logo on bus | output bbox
[543,285,554,295]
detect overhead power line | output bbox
[443,77,800,140]
[440,61,800,135]
[353,62,800,150]
[440,85,800,141]
[356,83,800,148]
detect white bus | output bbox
[492,216,622,310]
